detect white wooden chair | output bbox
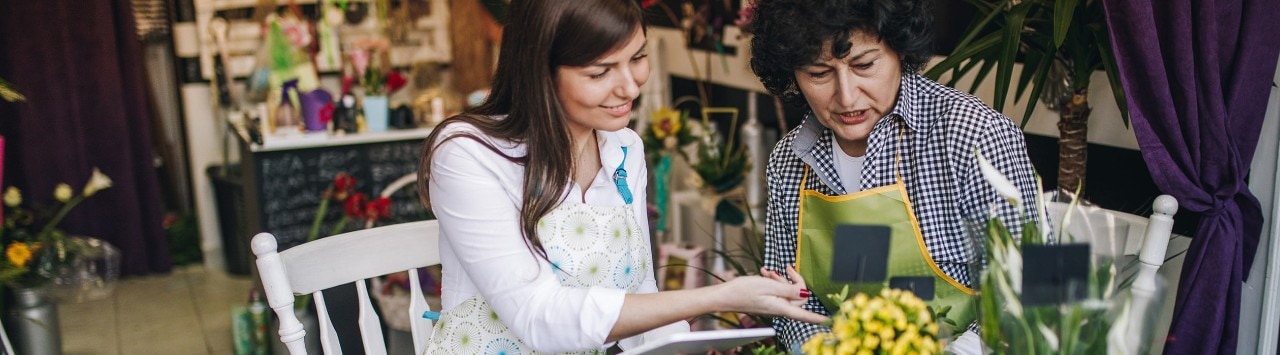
[251,220,440,355]
[1042,194,1181,354]
[365,173,420,229]
[1044,194,1178,287]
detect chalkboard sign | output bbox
[244,137,430,251]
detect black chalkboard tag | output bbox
[1021,244,1090,306]
[831,224,891,283]
[889,276,935,301]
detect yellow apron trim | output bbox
[895,182,975,295]
[800,183,901,202]
[795,165,810,270]
[892,124,973,295]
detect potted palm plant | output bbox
[924,0,1127,197]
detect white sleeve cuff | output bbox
[579,286,627,347]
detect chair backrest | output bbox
[1042,194,1177,289]
[1042,194,1179,354]
[365,173,420,229]
[252,220,441,355]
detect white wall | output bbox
[1242,56,1280,354]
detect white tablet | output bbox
[619,328,776,355]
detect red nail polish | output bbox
[799,288,811,298]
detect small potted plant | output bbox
[1,167,113,354]
[348,38,407,133]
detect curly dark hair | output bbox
[749,0,933,107]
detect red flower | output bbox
[385,71,408,94]
[641,0,657,8]
[333,173,357,193]
[341,75,355,96]
[319,102,334,124]
[365,197,392,221]
[344,192,368,218]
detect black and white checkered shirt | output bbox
[764,72,1041,347]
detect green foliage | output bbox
[748,344,787,355]
[924,0,1128,127]
[166,214,203,266]
[978,196,1116,354]
[689,119,752,226]
[640,107,698,166]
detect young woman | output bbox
[749,0,1040,352]
[418,0,825,352]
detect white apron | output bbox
[424,187,650,354]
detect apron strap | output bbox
[614,147,633,204]
[894,125,906,183]
[796,165,811,268]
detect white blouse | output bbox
[427,122,685,352]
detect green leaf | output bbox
[924,31,1003,81]
[1091,23,1131,127]
[969,54,1000,94]
[0,77,25,102]
[1021,218,1042,246]
[1018,52,1055,127]
[708,247,750,276]
[951,0,1009,53]
[994,3,1033,112]
[1053,0,1079,47]
[1014,46,1047,103]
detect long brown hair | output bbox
[419,0,645,260]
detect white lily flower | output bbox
[1038,323,1060,351]
[1107,298,1134,355]
[1035,174,1052,242]
[1007,243,1022,294]
[996,270,1023,317]
[82,167,113,197]
[976,150,1023,208]
[54,183,73,202]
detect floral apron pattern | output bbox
[423,201,650,355]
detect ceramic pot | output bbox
[363,95,389,132]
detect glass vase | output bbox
[39,236,122,303]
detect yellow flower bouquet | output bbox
[803,287,942,355]
[0,168,112,288]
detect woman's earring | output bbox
[783,82,800,98]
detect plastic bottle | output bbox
[248,289,271,355]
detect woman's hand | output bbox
[714,274,828,324]
[760,265,811,307]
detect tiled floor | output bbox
[59,265,254,355]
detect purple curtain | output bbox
[0,1,171,276]
[1102,0,1280,353]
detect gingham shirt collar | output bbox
[790,73,934,195]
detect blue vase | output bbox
[362,95,389,132]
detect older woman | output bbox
[749,0,1041,351]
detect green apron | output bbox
[795,165,976,327]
